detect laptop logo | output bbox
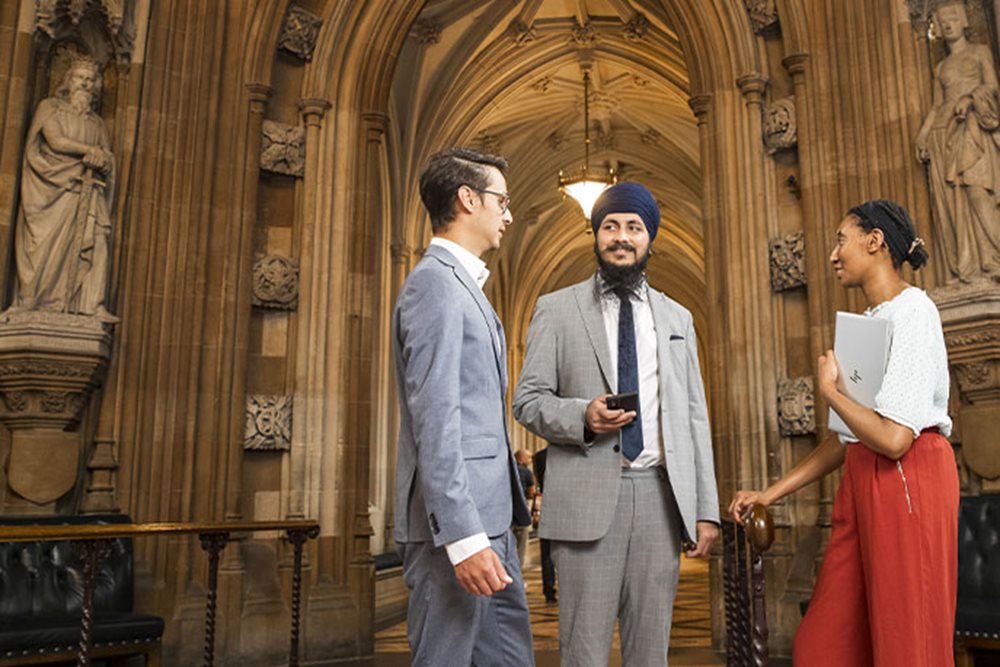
[849,369,862,384]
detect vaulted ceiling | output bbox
[389,0,706,338]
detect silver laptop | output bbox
[828,311,892,439]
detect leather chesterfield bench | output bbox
[0,514,163,665]
[955,495,1000,666]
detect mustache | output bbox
[605,242,636,253]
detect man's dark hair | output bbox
[419,148,509,231]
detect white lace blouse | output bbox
[840,287,952,443]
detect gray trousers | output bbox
[401,529,535,666]
[552,467,683,667]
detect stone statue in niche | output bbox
[9,55,116,322]
[916,1,1000,283]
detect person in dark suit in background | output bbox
[532,445,557,603]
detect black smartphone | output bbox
[605,391,638,412]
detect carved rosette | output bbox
[763,97,797,154]
[261,121,305,177]
[745,0,779,33]
[531,76,552,93]
[769,232,807,291]
[508,19,537,46]
[622,13,649,41]
[476,132,502,156]
[640,129,661,145]
[279,5,323,60]
[777,377,815,436]
[245,395,293,451]
[570,20,599,46]
[252,254,300,310]
[412,19,441,45]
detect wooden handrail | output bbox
[0,519,319,542]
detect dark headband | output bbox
[849,200,916,265]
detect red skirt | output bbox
[793,430,959,666]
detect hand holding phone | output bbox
[585,393,638,435]
[605,391,638,412]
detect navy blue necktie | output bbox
[617,296,643,461]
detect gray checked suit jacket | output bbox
[512,275,719,543]
[393,244,530,547]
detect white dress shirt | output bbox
[599,281,666,468]
[428,237,494,565]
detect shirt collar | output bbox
[594,272,649,303]
[429,237,490,289]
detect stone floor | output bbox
[374,556,723,666]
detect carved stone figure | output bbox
[777,377,815,436]
[916,2,1000,283]
[11,55,116,321]
[769,232,807,291]
[763,97,797,154]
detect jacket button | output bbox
[613,445,620,453]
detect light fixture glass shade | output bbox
[561,178,612,220]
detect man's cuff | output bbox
[445,532,490,565]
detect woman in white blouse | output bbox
[730,199,958,667]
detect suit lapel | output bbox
[425,245,506,386]
[648,289,680,400]
[574,277,615,390]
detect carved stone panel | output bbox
[245,395,292,451]
[279,5,322,61]
[763,97,797,154]
[261,121,305,177]
[778,377,815,436]
[252,255,299,310]
[769,232,807,291]
[745,0,779,32]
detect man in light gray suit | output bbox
[513,182,720,666]
[393,148,534,666]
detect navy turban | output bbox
[590,182,660,241]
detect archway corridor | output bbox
[367,0,716,662]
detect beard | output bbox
[595,241,651,298]
[69,89,94,114]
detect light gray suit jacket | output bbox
[393,244,530,547]
[512,275,719,543]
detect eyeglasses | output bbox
[472,187,511,214]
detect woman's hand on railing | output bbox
[728,490,770,523]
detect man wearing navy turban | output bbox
[514,182,720,666]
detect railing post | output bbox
[285,526,320,666]
[198,532,230,667]
[72,539,114,667]
[750,547,769,666]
